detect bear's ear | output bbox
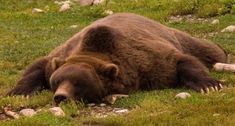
[102,63,119,79]
[51,57,65,71]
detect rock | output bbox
[69,25,78,28]
[214,63,235,73]
[59,3,71,12]
[79,0,94,6]
[93,0,106,5]
[19,109,37,117]
[3,108,19,119]
[49,107,65,117]
[32,8,44,13]
[211,19,219,25]
[221,25,235,32]
[87,103,96,107]
[114,109,129,114]
[55,0,71,5]
[175,92,191,99]
[104,10,113,15]
[185,14,192,18]
[99,103,106,107]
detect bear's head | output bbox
[49,55,119,104]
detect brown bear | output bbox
[7,13,227,104]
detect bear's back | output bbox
[89,13,183,51]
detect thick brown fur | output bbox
[7,13,227,103]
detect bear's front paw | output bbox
[185,78,223,94]
[6,85,33,96]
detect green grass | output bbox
[0,0,235,125]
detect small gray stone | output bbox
[93,0,106,5]
[221,25,235,32]
[49,107,65,117]
[19,109,37,117]
[79,0,94,6]
[59,3,71,12]
[3,108,19,119]
[175,92,191,99]
[99,103,106,107]
[55,0,71,5]
[114,109,129,114]
[87,103,96,107]
[211,19,219,25]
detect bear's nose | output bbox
[54,94,68,104]
[53,81,74,104]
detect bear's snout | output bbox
[53,81,74,104]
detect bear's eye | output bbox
[51,79,62,92]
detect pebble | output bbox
[99,103,106,107]
[175,92,191,99]
[49,107,65,117]
[55,0,71,5]
[221,25,235,32]
[211,19,219,25]
[93,0,106,5]
[59,3,71,12]
[87,103,96,107]
[114,109,129,114]
[79,0,94,6]
[214,63,235,73]
[3,109,19,119]
[32,8,44,13]
[19,109,37,117]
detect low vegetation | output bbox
[0,0,235,125]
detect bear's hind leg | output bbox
[177,55,223,93]
[7,57,50,96]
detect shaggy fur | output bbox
[7,13,227,103]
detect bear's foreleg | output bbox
[177,55,223,93]
[7,57,50,96]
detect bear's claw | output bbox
[186,77,223,94]
[199,83,223,94]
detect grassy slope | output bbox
[0,0,235,125]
